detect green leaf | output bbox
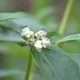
[0,16,48,45]
[0,25,25,46]
[32,46,80,80]
[47,31,62,43]
[69,54,80,70]
[12,17,48,31]
[0,12,28,22]
[47,31,60,38]
[0,42,29,58]
[0,69,24,78]
[56,34,80,44]
[47,31,61,39]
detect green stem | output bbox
[25,47,32,80]
[58,0,74,34]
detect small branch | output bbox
[25,47,32,80]
[58,0,74,34]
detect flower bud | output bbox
[28,38,35,45]
[21,26,30,32]
[42,38,50,48]
[30,31,34,36]
[38,29,47,37]
[34,29,47,39]
[21,32,30,39]
[34,40,42,51]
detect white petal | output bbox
[28,38,35,45]
[34,40,42,51]
[38,29,47,36]
[42,37,50,46]
[21,26,30,32]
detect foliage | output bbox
[0,0,80,80]
[0,11,80,80]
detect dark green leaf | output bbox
[32,46,80,80]
[0,25,25,46]
[47,31,62,43]
[69,54,80,70]
[0,12,28,22]
[56,34,80,44]
[47,31,61,38]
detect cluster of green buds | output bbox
[21,26,50,51]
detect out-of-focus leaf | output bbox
[35,6,55,21]
[29,71,43,80]
[0,69,24,78]
[56,34,80,44]
[59,41,80,53]
[0,12,28,22]
[13,70,43,80]
[32,46,80,80]
[0,42,29,58]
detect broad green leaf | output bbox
[56,34,80,44]
[0,69,24,78]
[69,54,80,70]
[32,46,80,80]
[47,31,60,38]
[12,17,48,31]
[0,12,28,22]
[0,25,25,46]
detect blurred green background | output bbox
[0,0,80,80]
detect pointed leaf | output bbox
[47,31,60,38]
[56,34,80,44]
[0,12,28,22]
[0,25,25,46]
[32,46,80,80]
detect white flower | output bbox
[34,29,47,38]
[38,29,47,37]
[21,27,51,51]
[30,31,34,36]
[21,26,30,32]
[21,26,34,39]
[21,32,31,38]
[42,37,50,48]
[28,38,35,45]
[34,40,42,51]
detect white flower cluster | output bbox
[21,26,50,51]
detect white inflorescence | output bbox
[21,26,50,51]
